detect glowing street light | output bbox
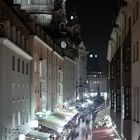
[95,54,98,58]
[90,54,93,58]
[19,134,25,140]
[70,15,74,20]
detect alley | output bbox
[67,105,120,140]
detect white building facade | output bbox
[0,38,32,140]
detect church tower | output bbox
[13,0,66,27]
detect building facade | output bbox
[87,72,107,97]
[107,0,140,139]
[0,0,32,139]
[0,0,85,139]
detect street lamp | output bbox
[95,54,98,58]
[90,54,93,58]
[70,15,74,20]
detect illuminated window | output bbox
[124,87,131,119]
[12,113,15,129]
[18,111,21,126]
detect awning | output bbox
[26,130,51,140]
[56,109,77,121]
[39,119,63,132]
[39,112,69,133]
[38,110,77,133]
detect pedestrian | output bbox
[82,117,85,123]
[86,119,90,125]
[86,132,88,140]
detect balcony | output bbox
[21,5,52,14]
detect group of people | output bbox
[82,114,91,125]
[81,114,92,140]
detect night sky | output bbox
[66,0,118,72]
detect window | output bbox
[17,30,20,45]
[17,84,20,100]
[25,39,29,52]
[136,1,139,20]
[26,112,28,122]
[133,41,139,63]
[22,61,24,73]
[34,62,37,72]
[133,1,139,25]
[12,83,15,101]
[133,87,139,123]
[18,111,21,126]
[59,22,65,32]
[133,44,136,63]
[22,110,25,125]
[12,113,15,129]
[124,87,131,119]
[26,63,28,74]
[136,41,139,61]
[11,26,16,42]
[17,58,20,72]
[21,35,24,49]
[133,7,135,24]
[136,87,139,123]
[26,85,29,99]
[22,84,24,99]
[12,56,15,71]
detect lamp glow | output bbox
[90,54,93,58]
[30,120,38,128]
[70,16,74,20]
[19,134,25,140]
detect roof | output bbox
[26,130,51,140]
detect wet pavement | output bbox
[67,105,119,140]
[68,114,92,140]
[92,127,115,140]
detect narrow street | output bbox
[68,114,92,140]
[92,127,115,140]
[67,105,119,140]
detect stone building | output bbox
[107,0,140,139]
[0,0,32,139]
[0,0,86,139]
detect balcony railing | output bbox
[22,5,52,14]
